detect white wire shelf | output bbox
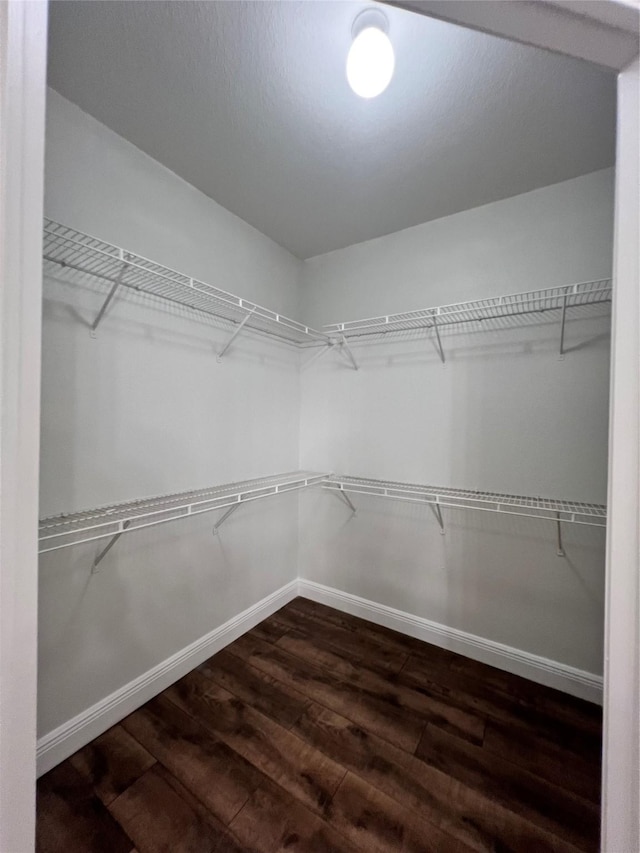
[39,471,328,555]
[323,280,612,340]
[324,475,607,527]
[43,220,610,368]
[43,220,331,349]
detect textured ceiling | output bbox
[47,1,616,259]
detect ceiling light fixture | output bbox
[346,9,394,99]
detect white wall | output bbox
[39,90,303,736]
[299,169,613,676]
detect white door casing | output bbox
[0,2,48,852]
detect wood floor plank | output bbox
[69,724,157,806]
[328,770,473,852]
[36,761,135,853]
[448,656,602,735]
[415,725,600,852]
[108,764,250,853]
[165,669,346,815]
[276,628,359,680]
[274,604,409,675]
[448,655,517,696]
[277,628,486,745]
[228,633,427,752]
[483,719,601,804]
[294,702,583,853]
[283,599,455,665]
[400,655,602,763]
[120,694,265,825]
[249,615,291,645]
[198,648,309,729]
[511,680,602,735]
[230,778,358,853]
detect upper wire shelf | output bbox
[43,220,610,368]
[325,475,607,527]
[39,471,328,555]
[323,280,612,340]
[43,220,331,348]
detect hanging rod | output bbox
[42,220,331,350]
[39,471,329,556]
[322,280,612,355]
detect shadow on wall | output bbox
[318,495,605,672]
[446,323,607,671]
[40,276,300,515]
[37,490,299,736]
[43,271,300,368]
[37,514,230,735]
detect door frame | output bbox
[1,1,637,849]
[601,52,639,853]
[0,1,48,851]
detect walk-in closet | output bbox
[32,1,622,850]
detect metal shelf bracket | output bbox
[91,260,128,335]
[336,488,357,515]
[432,314,446,364]
[340,335,359,371]
[430,502,445,534]
[212,502,241,535]
[92,520,131,572]
[217,308,257,362]
[559,293,569,358]
[556,513,565,557]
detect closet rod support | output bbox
[432,314,446,364]
[336,488,357,515]
[430,502,445,534]
[212,502,241,535]
[92,520,131,572]
[91,262,129,335]
[556,513,565,557]
[559,295,568,358]
[217,309,256,362]
[340,335,359,371]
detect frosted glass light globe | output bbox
[346,26,395,99]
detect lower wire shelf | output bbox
[324,475,607,527]
[39,471,606,565]
[39,471,328,555]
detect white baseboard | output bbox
[36,579,299,777]
[297,579,603,705]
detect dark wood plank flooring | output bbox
[37,597,602,852]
